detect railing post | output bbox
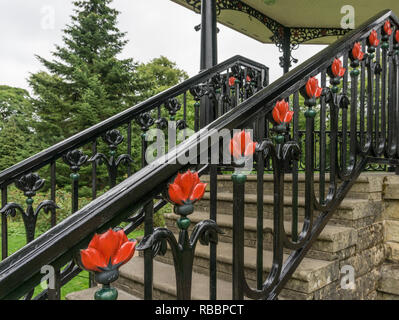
[232,173,246,300]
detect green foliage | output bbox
[24,0,189,190]
[0,86,41,171]
[29,0,150,147]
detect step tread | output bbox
[118,256,233,300]
[65,286,140,300]
[165,211,355,243]
[187,236,336,283]
[202,192,369,209]
[201,173,370,183]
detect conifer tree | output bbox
[29,0,149,146]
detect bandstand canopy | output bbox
[171,0,399,45]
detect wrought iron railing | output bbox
[0,55,268,299]
[0,9,399,300]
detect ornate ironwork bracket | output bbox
[89,129,133,187]
[0,173,59,243]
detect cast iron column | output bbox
[282,27,291,74]
[200,0,218,127]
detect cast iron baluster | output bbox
[349,41,364,171]
[367,51,375,155]
[0,173,59,244]
[255,114,266,289]
[328,57,348,176]
[127,121,132,176]
[374,52,383,156]
[136,113,155,168]
[137,170,221,300]
[394,47,399,160]
[342,53,349,170]
[230,133,300,300]
[365,30,377,156]
[183,92,188,138]
[63,149,88,213]
[50,161,57,227]
[292,92,300,238]
[232,172,245,300]
[327,80,339,198]
[91,139,97,200]
[90,129,133,187]
[209,163,217,300]
[381,33,389,155]
[394,30,399,163]
[387,36,396,157]
[360,39,367,149]
[144,200,154,300]
[189,85,204,132]
[1,187,7,259]
[319,72,327,204]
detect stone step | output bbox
[196,192,382,229]
[377,263,399,299]
[164,211,357,261]
[114,254,329,300]
[114,256,234,300]
[65,285,140,300]
[201,173,385,201]
[151,237,338,295]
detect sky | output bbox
[0,0,326,93]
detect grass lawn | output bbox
[2,218,145,300]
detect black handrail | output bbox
[0,9,397,300]
[0,55,268,187]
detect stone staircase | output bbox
[67,172,390,300]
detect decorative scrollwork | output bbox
[189,84,206,101]
[102,129,124,150]
[155,117,168,130]
[63,149,88,173]
[136,112,155,132]
[15,173,44,197]
[0,173,59,243]
[165,98,181,117]
[89,129,133,187]
[176,119,187,130]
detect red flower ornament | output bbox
[246,75,251,82]
[331,58,346,78]
[305,77,323,99]
[351,42,364,61]
[384,20,392,36]
[80,229,136,287]
[229,76,237,87]
[272,100,294,125]
[168,170,207,215]
[368,29,380,47]
[229,130,257,160]
[396,30,399,43]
